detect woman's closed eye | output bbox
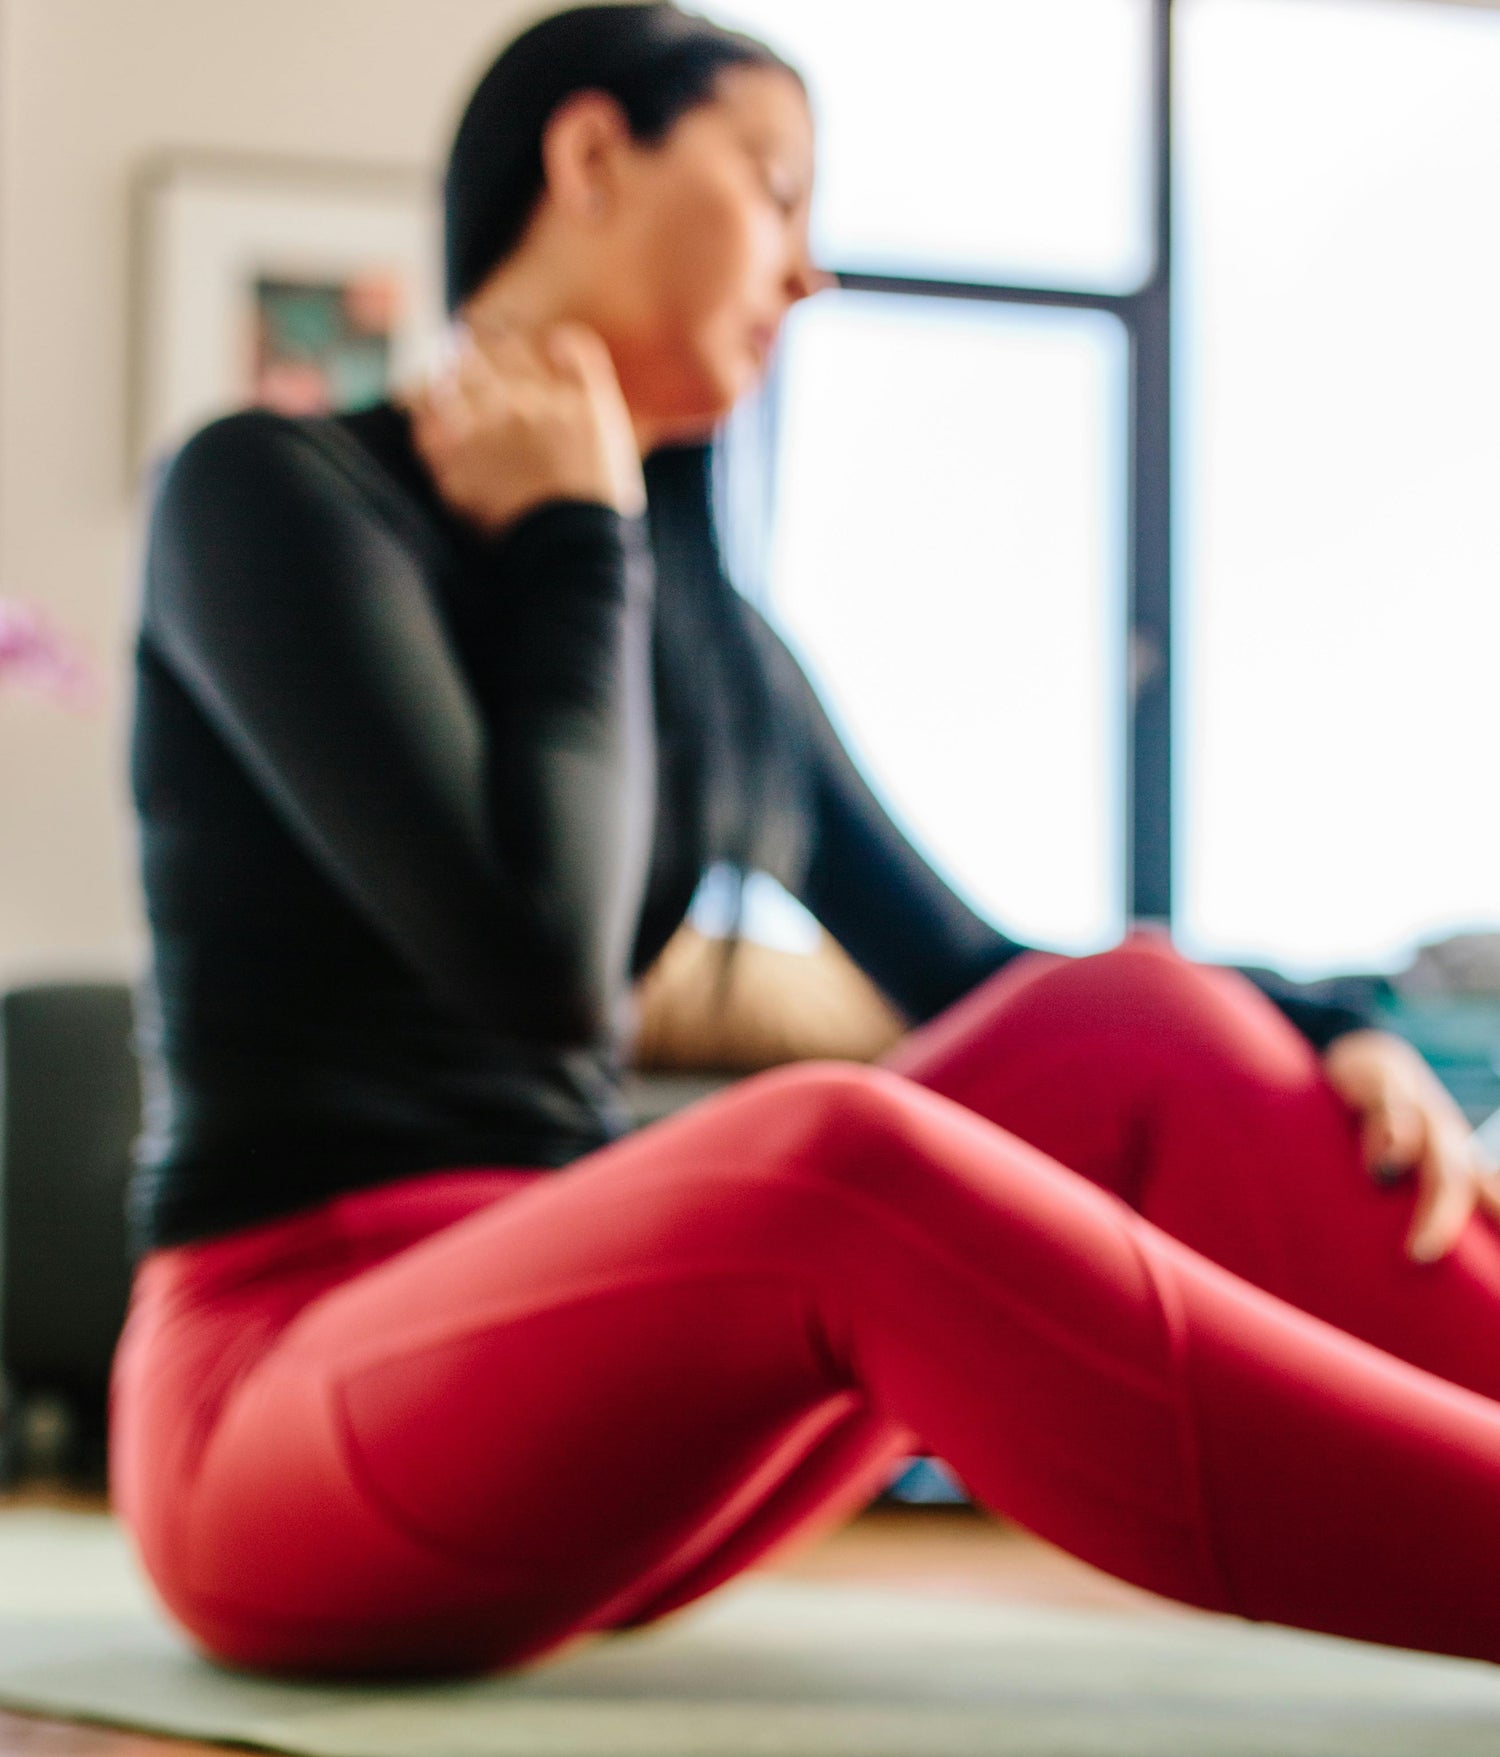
[767,178,800,216]
[751,153,805,216]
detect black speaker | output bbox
[0,982,139,1484]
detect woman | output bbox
[114,0,1500,1679]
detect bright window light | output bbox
[764,292,1128,955]
[1178,0,1500,977]
[711,0,1154,291]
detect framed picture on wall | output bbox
[131,151,447,475]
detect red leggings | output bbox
[109,934,1500,1677]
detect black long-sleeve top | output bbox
[128,403,1375,1253]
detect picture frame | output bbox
[130,150,447,477]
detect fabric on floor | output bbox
[1,1511,1499,1757]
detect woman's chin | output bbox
[645,411,723,449]
[645,387,742,443]
[627,349,760,445]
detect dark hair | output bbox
[443,4,811,919]
[445,2,803,313]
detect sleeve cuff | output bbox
[479,499,653,604]
[1234,965,1392,1051]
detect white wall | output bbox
[0,0,552,983]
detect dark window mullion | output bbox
[1127,0,1175,927]
[825,0,1175,932]
[749,0,1173,938]
[832,271,1133,320]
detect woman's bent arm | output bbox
[760,617,1378,1048]
[142,409,656,1045]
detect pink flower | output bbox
[0,598,98,708]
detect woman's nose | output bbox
[786,259,838,305]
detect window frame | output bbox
[752,0,1174,925]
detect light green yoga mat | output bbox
[1,1510,1500,1756]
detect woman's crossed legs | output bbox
[110,937,1500,1676]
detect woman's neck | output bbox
[458,267,674,457]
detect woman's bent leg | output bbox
[116,1063,1500,1677]
[886,933,1500,1402]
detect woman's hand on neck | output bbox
[458,261,670,459]
[408,274,649,534]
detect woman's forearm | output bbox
[466,501,659,1041]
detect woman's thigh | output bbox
[119,1097,914,1678]
[116,1058,1500,1677]
[885,932,1500,1402]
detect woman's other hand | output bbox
[1322,1028,1500,1262]
[406,320,647,537]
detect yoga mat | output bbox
[1,1510,1499,1756]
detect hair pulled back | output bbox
[445,2,801,312]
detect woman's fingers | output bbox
[454,339,519,415]
[444,318,614,409]
[1406,1123,1480,1263]
[540,322,590,381]
[416,332,536,453]
[418,329,542,439]
[460,319,548,378]
[417,349,484,431]
[1323,1028,1500,1264]
[537,321,646,518]
[1361,1096,1422,1183]
[405,319,642,531]
[541,320,614,387]
[1474,1160,1500,1231]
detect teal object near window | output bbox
[1376,994,1500,1129]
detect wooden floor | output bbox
[0,1487,1188,1755]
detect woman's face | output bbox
[587,64,824,436]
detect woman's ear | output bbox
[539,89,634,226]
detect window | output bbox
[718,0,1500,978]
[715,0,1152,954]
[1178,0,1500,975]
[768,292,1127,951]
[718,0,1154,290]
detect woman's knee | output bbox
[1074,932,1214,1005]
[734,1058,923,1141]
[716,1059,961,1207]
[1055,935,1307,1057]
